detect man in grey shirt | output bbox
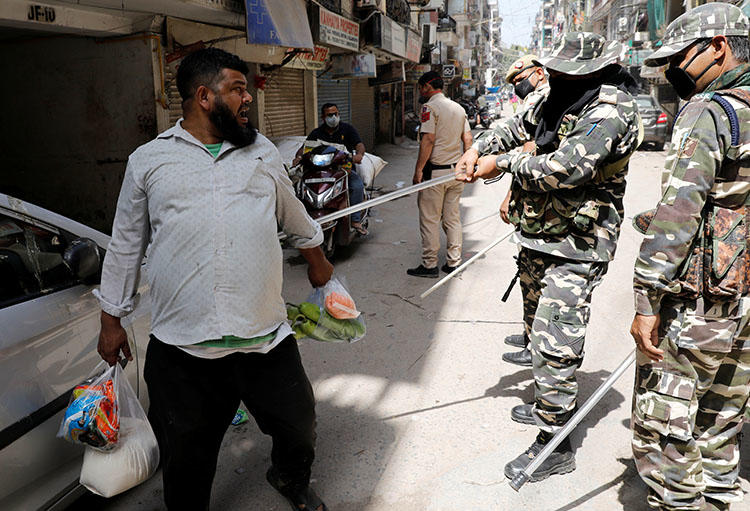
[96,48,332,511]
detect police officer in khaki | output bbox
[408,71,473,278]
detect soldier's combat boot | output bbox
[502,346,532,366]
[510,403,536,425]
[504,432,576,482]
[504,333,527,348]
[702,497,729,511]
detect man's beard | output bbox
[209,97,257,148]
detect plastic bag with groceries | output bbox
[286,277,366,343]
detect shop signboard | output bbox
[330,53,377,78]
[381,15,406,58]
[462,67,471,80]
[286,45,330,71]
[311,3,360,52]
[442,65,455,79]
[405,30,421,63]
[246,0,313,49]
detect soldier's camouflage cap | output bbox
[533,32,626,75]
[644,3,750,67]
[505,54,540,83]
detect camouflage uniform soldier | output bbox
[459,33,642,481]
[458,55,551,366]
[630,4,750,510]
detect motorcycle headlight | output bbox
[302,176,347,208]
[311,153,334,167]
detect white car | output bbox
[0,193,151,510]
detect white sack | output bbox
[356,153,387,187]
[80,417,160,498]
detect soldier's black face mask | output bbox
[514,75,536,100]
[665,40,719,100]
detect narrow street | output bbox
[87,108,750,510]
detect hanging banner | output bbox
[310,4,360,52]
[245,0,313,49]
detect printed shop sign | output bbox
[311,4,360,52]
[286,45,330,71]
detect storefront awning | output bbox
[245,0,313,49]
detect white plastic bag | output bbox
[79,366,159,497]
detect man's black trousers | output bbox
[143,335,316,510]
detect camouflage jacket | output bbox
[473,83,551,154]
[633,64,750,315]
[492,84,641,262]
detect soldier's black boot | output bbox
[504,432,576,482]
[701,496,729,511]
[502,346,532,366]
[510,403,536,425]
[504,333,527,348]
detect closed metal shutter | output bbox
[264,68,306,137]
[317,78,351,123]
[350,78,375,150]
[166,61,183,125]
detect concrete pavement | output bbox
[84,113,750,510]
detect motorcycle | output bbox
[294,143,371,258]
[457,99,478,129]
[478,106,492,128]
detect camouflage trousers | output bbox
[632,298,750,510]
[517,247,609,433]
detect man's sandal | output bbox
[352,222,368,236]
[266,467,329,511]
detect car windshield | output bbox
[636,97,653,110]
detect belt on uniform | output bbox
[429,163,455,170]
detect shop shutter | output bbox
[317,78,351,123]
[264,68,306,137]
[350,78,375,150]
[165,61,183,125]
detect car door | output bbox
[0,208,148,510]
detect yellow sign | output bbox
[462,68,471,80]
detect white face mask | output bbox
[324,114,340,128]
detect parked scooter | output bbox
[457,99,477,129]
[478,106,492,128]
[295,144,371,258]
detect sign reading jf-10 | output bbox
[28,4,56,23]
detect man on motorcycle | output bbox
[294,103,368,235]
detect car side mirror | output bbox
[63,238,101,282]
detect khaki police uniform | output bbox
[418,92,471,268]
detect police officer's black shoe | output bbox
[502,347,532,367]
[504,334,527,348]
[511,403,536,425]
[440,263,459,274]
[406,264,439,278]
[504,432,576,482]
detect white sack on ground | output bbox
[79,417,159,498]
